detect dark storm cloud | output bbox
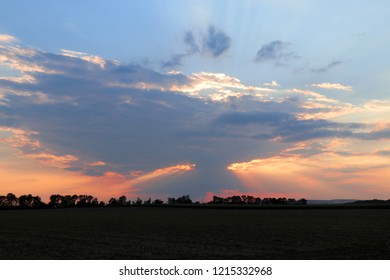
[275,120,365,142]
[215,111,293,125]
[0,44,267,200]
[215,110,368,142]
[203,25,231,57]
[254,40,298,65]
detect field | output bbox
[0,206,389,259]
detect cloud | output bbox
[27,153,78,169]
[161,31,200,69]
[179,71,274,101]
[311,83,352,91]
[0,45,52,75]
[90,161,106,166]
[161,26,231,69]
[60,49,106,69]
[0,34,16,43]
[215,111,293,126]
[355,128,390,141]
[3,37,390,200]
[128,163,196,188]
[226,151,390,199]
[1,42,257,199]
[254,40,299,65]
[161,54,185,69]
[311,60,342,73]
[364,100,390,111]
[0,127,41,150]
[263,80,280,87]
[203,25,231,57]
[215,110,370,142]
[184,31,199,54]
[162,26,231,69]
[374,148,390,156]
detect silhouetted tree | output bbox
[49,194,63,208]
[19,194,34,208]
[287,198,296,205]
[144,198,151,205]
[248,196,255,204]
[134,197,142,205]
[1,191,308,210]
[118,195,127,206]
[77,195,95,207]
[211,196,224,204]
[176,195,192,204]
[108,197,118,206]
[0,195,6,207]
[62,195,75,207]
[231,195,243,204]
[6,193,18,207]
[76,194,94,207]
[298,198,307,205]
[254,197,262,205]
[32,196,44,208]
[152,199,163,205]
[91,197,98,206]
[205,194,308,206]
[262,198,270,205]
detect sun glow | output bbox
[128,163,196,186]
[0,137,196,201]
[227,150,390,199]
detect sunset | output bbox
[1,0,390,203]
[2,0,390,268]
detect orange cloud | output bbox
[0,127,41,149]
[26,153,78,168]
[82,164,196,200]
[90,161,106,166]
[0,43,61,78]
[0,75,35,84]
[227,151,390,199]
[0,136,196,202]
[289,88,339,103]
[0,144,90,199]
[60,49,106,69]
[128,163,196,186]
[325,100,390,124]
[311,83,353,91]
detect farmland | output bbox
[0,206,389,259]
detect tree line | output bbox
[0,193,307,209]
[209,195,307,205]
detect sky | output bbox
[1,0,390,202]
